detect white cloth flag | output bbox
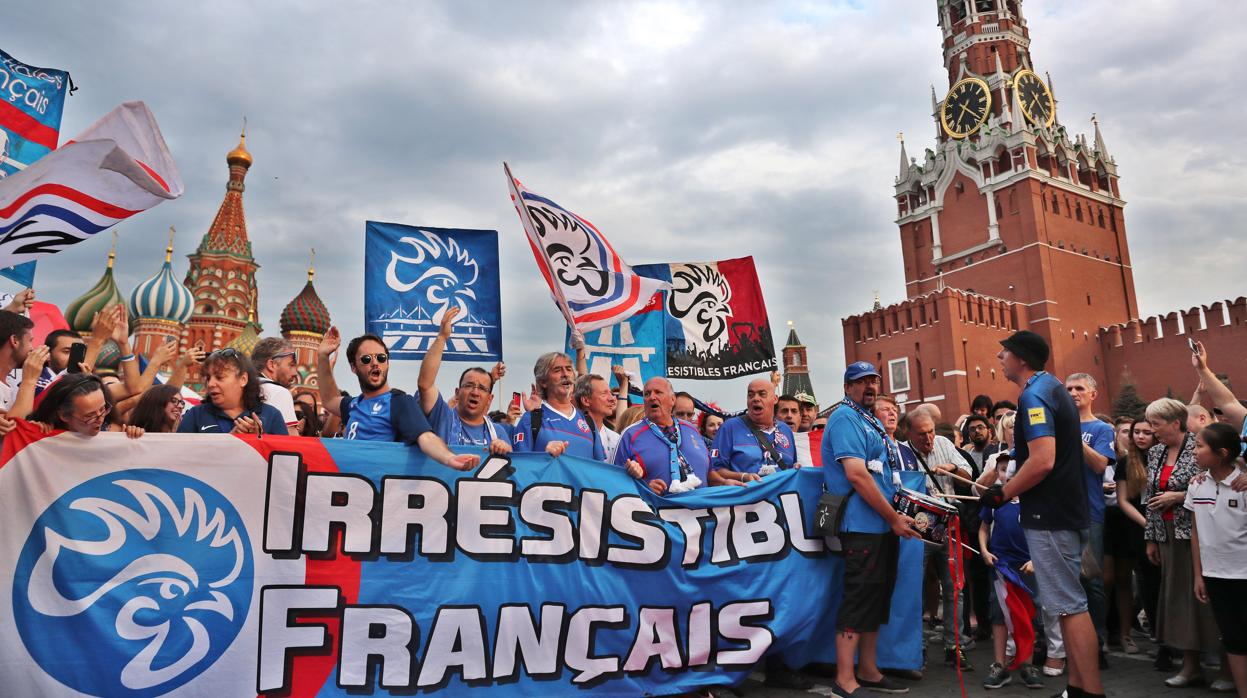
[0,101,182,269]
[505,162,668,332]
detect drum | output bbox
[892,488,959,545]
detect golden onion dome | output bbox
[226,132,252,169]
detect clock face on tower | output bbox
[1013,69,1055,128]
[940,77,991,139]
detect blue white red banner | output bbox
[565,291,667,400]
[364,222,502,361]
[0,48,72,285]
[636,257,778,380]
[505,162,669,332]
[0,101,182,269]
[0,427,925,696]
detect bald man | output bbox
[1187,404,1213,433]
[711,377,798,482]
[615,377,713,495]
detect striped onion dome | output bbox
[280,264,330,335]
[226,320,261,356]
[129,231,194,324]
[64,244,124,333]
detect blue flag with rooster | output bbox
[364,222,502,361]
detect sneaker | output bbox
[831,681,863,698]
[1020,665,1045,689]
[1042,658,1065,677]
[857,674,910,694]
[882,668,924,681]
[945,647,975,671]
[983,663,1012,689]
[1209,679,1237,693]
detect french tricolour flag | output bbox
[504,162,668,332]
[0,101,182,269]
[993,561,1036,670]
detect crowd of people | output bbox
[1,292,1245,698]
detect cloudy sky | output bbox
[7,1,1244,406]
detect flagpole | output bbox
[503,161,578,331]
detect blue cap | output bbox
[844,361,881,382]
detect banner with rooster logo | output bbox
[635,257,778,380]
[364,222,502,361]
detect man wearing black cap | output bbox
[823,361,920,696]
[980,331,1102,698]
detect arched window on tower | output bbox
[951,0,968,23]
[976,0,995,13]
[1051,192,1059,212]
[1097,208,1106,228]
[1075,201,1084,222]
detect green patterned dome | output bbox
[64,246,124,333]
[226,320,261,356]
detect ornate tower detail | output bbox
[129,226,195,359]
[280,249,332,397]
[182,129,261,386]
[781,322,816,401]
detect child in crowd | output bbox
[979,454,1045,690]
[1187,423,1247,698]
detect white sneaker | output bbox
[1041,660,1065,677]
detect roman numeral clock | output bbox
[940,77,991,139]
[1012,68,1055,128]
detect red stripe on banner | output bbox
[0,420,65,469]
[135,160,171,193]
[574,274,641,324]
[239,435,361,698]
[0,100,59,150]
[0,182,141,220]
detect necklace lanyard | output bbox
[450,412,497,446]
[838,398,902,485]
[646,419,691,482]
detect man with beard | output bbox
[796,392,819,433]
[317,327,478,471]
[963,414,994,472]
[712,377,797,481]
[512,351,605,460]
[980,331,1101,698]
[417,307,511,456]
[252,337,300,432]
[823,361,919,696]
[0,310,34,437]
[616,377,713,495]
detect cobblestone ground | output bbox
[729,625,1234,698]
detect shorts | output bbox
[837,532,899,633]
[1204,576,1247,655]
[1023,528,1088,616]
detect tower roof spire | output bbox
[897,132,909,179]
[1092,113,1112,161]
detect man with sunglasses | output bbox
[253,337,300,432]
[417,307,510,456]
[318,327,478,471]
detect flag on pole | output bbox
[0,48,73,286]
[992,562,1036,670]
[504,162,668,332]
[0,101,182,270]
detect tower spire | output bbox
[165,225,176,263]
[1092,113,1112,162]
[897,132,909,179]
[107,229,118,268]
[308,247,316,281]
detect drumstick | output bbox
[933,468,990,492]
[929,492,981,502]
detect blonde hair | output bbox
[1145,398,1188,430]
[994,411,1015,444]
[616,405,645,431]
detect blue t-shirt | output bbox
[341,390,433,444]
[511,402,605,461]
[821,399,899,534]
[1081,419,1117,525]
[711,416,798,474]
[614,419,710,486]
[981,500,1029,568]
[177,401,289,435]
[1016,372,1089,530]
[425,393,502,447]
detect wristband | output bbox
[119,354,136,362]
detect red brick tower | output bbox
[843,0,1136,414]
[182,131,261,386]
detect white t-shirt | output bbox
[600,426,620,463]
[908,434,971,494]
[1185,471,1247,579]
[0,378,13,412]
[260,379,299,429]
